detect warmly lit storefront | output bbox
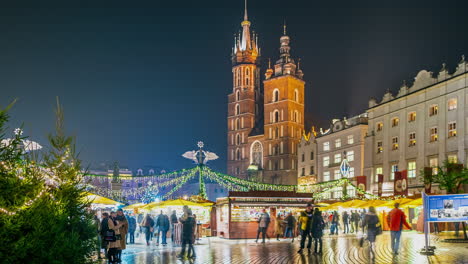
[216,191,313,239]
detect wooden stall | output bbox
[216,191,314,239]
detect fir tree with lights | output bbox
[0,100,96,263]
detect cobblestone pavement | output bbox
[105,231,468,264]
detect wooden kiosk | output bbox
[216,191,313,239]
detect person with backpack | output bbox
[140,214,155,246]
[311,208,325,254]
[361,206,382,261]
[155,210,170,245]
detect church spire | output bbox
[244,0,248,21]
[232,0,260,65]
[240,0,251,51]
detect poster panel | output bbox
[424,193,468,222]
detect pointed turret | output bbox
[232,0,260,66]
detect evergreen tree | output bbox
[0,100,96,264]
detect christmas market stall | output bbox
[83,192,123,210]
[216,191,314,239]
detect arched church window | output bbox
[250,141,263,168]
[273,89,279,102]
[294,111,298,122]
[236,134,241,145]
[235,118,240,130]
[273,110,280,123]
[236,90,240,101]
[275,127,279,139]
[235,104,240,115]
[236,149,241,160]
[237,68,241,86]
[294,89,299,102]
[246,78,250,86]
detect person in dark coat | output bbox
[342,211,350,234]
[155,211,170,245]
[311,208,325,254]
[170,210,178,242]
[330,211,340,235]
[127,215,137,244]
[283,212,296,241]
[361,206,381,261]
[178,209,197,259]
[100,213,110,259]
[140,214,155,246]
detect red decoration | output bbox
[377,174,383,197]
[394,170,408,196]
[356,176,366,198]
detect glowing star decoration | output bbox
[182,141,218,165]
[14,128,23,136]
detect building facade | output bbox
[364,58,468,196]
[227,6,305,185]
[298,115,368,198]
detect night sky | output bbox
[1,0,468,173]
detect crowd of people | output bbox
[93,203,413,263]
[255,202,412,260]
[94,206,200,263]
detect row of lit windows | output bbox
[234,67,253,87]
[373,155,457,182]
[272,89,300,103]
[320,187,356,199]
[323,135,354,151]
[322,151,355,167]
[376,122,457,153]
[323,167,355,181]
[271,109,301,124]
[375,98,457,132]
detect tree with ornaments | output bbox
[0,100,96,263]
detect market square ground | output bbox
[98,231,468,264]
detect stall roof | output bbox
[227,190,314,198]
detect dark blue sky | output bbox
[1,0,467,173]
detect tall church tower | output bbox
[227,2,261,178]
[262,25,305,185]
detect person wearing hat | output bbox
[297,203,314,253]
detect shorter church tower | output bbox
[262,25,305,185]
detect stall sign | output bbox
[423,192,468,222]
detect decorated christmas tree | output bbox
[0,100,96,263]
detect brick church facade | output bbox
[227,5,305,185]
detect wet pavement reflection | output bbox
[101,231,468,264]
